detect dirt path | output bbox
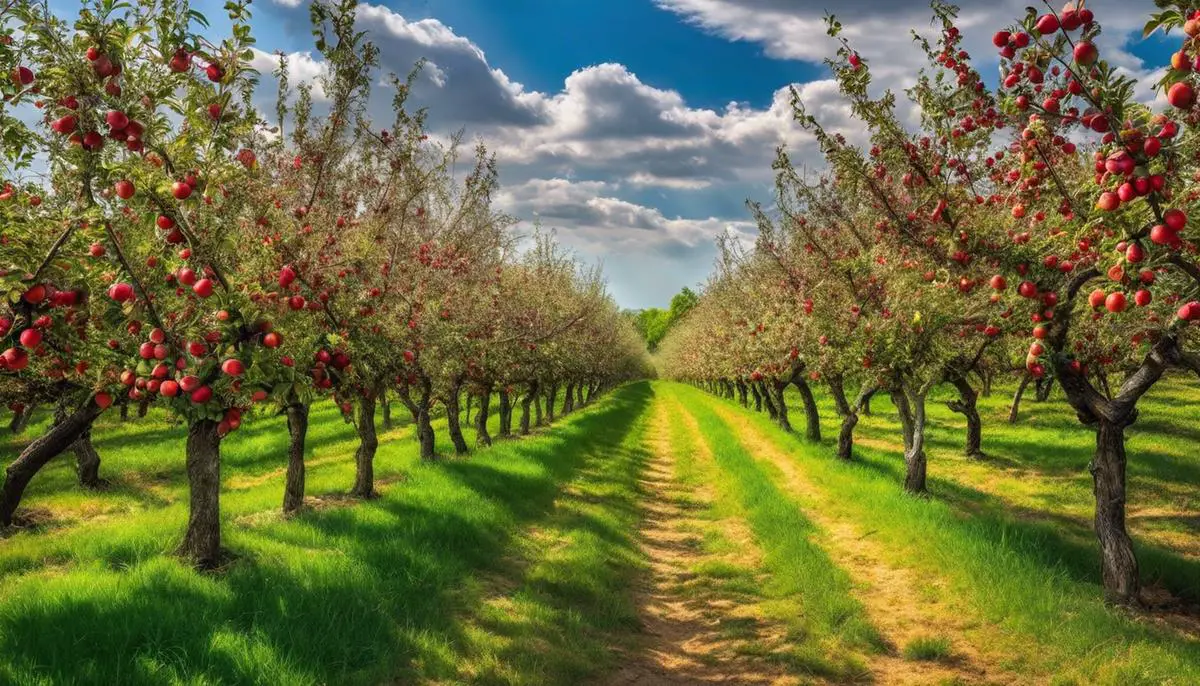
[707,401,1017,686]
[608,396,799,685]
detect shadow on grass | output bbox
[0,382,654,685]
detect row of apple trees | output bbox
[0,0,648,567]
[659,0,1200,606]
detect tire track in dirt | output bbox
[608,393,800,685]
[706,399,1018,686]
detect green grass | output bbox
[902,635,952,662]
[0,383,653,685]
[701,380,1200,684]
[662,385,879,679]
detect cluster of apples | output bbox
[1,283,86,372]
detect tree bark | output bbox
[1092,418,1141,605]
[119,401,129,422]
[1,400,104,526]
[283,403,309,514]
[792,376,821,441]
[1035,376,1055,402]
[735,379,749,407]
[73,427,104,489]
[534,385,544,427]
[380,388,392,430]
[749,381,763,412]
[475,384,493,447]
[1009,373,1032,424]
[828,374,851,416]
[351,391,378,497]
[837,385,877,461]
[946,375,983,459]
[8,404,33,434]
[562,382,575,415]
[544,383,558,423]
[498,388,513,438]
[576,382,585,408]
[137,398,150,418]
[520,381,537,435]
[416,404,436,461]
[862,389,875,416]
[445,382,469,455]
[770,380,792,432]
[891,386,928,495]
[178,419,223,568]
[759,381,777,419]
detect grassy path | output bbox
[675,382,1200,685]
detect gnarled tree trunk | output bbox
[770,380,792,432]
[1092,417,1140,605]
[749,381,763,412]
[828,374,851,417]
[837,385,877,461]
[475,384,493,447]
[946,375,983,459]
[1,399,104,526]
[890,386,928,495]
[178,419,223,568]
[351,391,378,497]
[735,379,749,407]
[576,382,585,408]
[445,381,469,455]
[759,381,777,419]
[283,403,309,514]
[792,376,821,441]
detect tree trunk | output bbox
[771,380,792,432]
[862,389,875,416]
[119,402,129,422]
[749,382,763,412]
[1009,373,1032,424]
[838,386,877,461]
[1,400,104,526]
[445,382,469,455]
[283,403,309,514]
[498,389,513,438]
[351,392,378,497]
[1035,376,1055,402]
[416,405,436,461]
[947,375,983,459]
[1092,418,1141,605]
[534,387,544,427]
[521,381,537,435]
[828,374,851,416]
[475,385,493,447]
[792,376,821,441]
[735,379,749,407]
[545,383,557,423]
[380,389,393,430]
[8,404,33,434]
[464,394,472,426]
[586,382,597,404]
[576,382,585,408]
[979,369,994,397]
[73,428,104,489]
[137,398,150,418]
[562,382,575,415]
[178,419,223,568]
[759,381,778,419]
[890,387,928,495]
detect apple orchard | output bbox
[660,0,1200,607]
[6,0,1200,611]
[0,0,648,568]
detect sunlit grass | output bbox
[0,384,651,685]
[697,379,1200,684]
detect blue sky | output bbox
[101,0,1177,308]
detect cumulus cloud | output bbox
[496,178,756,259]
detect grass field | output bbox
[1,377,1199,684]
